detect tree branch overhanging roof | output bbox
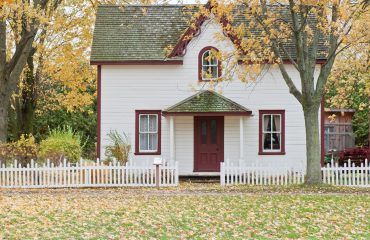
[162,90,252,116]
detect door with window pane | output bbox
[194,116,224,171]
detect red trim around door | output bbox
[194,116,224,172]
[96,65,101,159]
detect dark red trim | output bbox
[168,2,211,58]
[168,2,244,59]
[96,65,101,159]
[198,46,222,81]
[320,98,325,166]
[90,60,183,65]
[135,110,162,155]
[258,110,286,155]
[162,111,252,117]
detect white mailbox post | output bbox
[153,157,163,188]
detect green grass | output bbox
[0,185,369,239]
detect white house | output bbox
[90,4,325,176]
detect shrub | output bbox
[39,126,82,164]
[0,134,38,166]
[105,130,131,165]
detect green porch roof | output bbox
[162,90,252,116]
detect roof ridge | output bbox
[210,91,252,112]
[163,90,252,113]
[163,91,204,112]
[98,4,196,7]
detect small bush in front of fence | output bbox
[0,134,38,167]
[104,130,131,165]
[39,126,82,164]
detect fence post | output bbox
[220,162,225,186]
[175,161,179,186]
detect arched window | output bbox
[198,46,221,81]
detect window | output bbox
[259,110,285,155]
[198,46,221,81]
[135,110,161,155]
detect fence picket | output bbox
[221,158,369,187]
[0,159,179,188]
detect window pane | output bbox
[202,67,209,79]
[272,133,281,150]
[210,66,218,78]
[211,119,217,144]
[263,133,272,150]
[202,51,210,65]
[149,115,157,132]
[140,115,148,132]
[139,133,148,150]
[201,120,207,144]
[263,115,271,132]
[202,66,218,79]
[273,115,281,132]
[209,54,217,65]
[148,133,157,151]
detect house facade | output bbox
[91,5,325,176]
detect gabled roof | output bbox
[91,5,193,63]
[162,90,252,116]
[91,4,328,64]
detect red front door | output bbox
[194,116,224,172]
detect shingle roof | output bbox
[163,90,252,114]
[91,4,327,62]
[91,5,192,62]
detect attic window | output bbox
[198,47,221,81]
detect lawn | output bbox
[0,184,369,239]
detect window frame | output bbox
[135,110,161,155]
[198,46,222,81]
[258,110,286,155]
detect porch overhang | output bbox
[162,112,251,116]
[162,90,252,116]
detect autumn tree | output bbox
[326,44,369,147]
[11,0,96,137]
[210,0,369,183]
[0,0,60,142]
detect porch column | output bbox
[170,116,175,164]
[239,116,244,166]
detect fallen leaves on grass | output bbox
[0,185,369,239]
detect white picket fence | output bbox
[220,161,305,186]
[0,159,179,188]
[322,159,369,187]
[221,159,370,187]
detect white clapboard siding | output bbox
[0,159,179,188]
[322,159,369,187]
[220,159,305,186]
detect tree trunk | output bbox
[0,97,9,142]
[303,105,322,184]
[20,56,36,135]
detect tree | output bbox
[0,0,59,142]
[326,44,369,147]
[210,0,369,183]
